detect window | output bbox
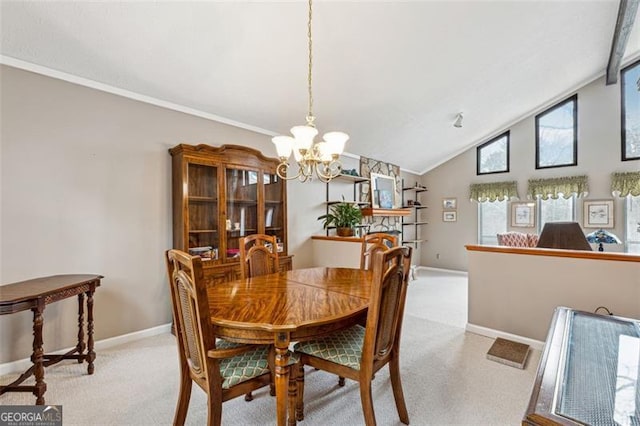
[621,59,640,161]
[537,196,575,233]
[477,131,510,175]
[535,95,578,169]
[478,200,507,244]
[626,195,640,253]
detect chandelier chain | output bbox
[307,0,314,124]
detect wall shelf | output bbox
[401,180,428,249]
[361,207,411,217]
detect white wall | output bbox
[421,72,639,271]
[0,65,419,363]
[0,65,325,362]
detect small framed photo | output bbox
[442,198,457,209]
[583,200,614,228]
[511,202,535,228]
[443,211,457,222]
[371,173,397,208]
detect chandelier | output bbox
[272,0,348,183]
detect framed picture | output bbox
[583,200,614,228]
[443,211,457,222]
[511,202,535,228]
[371,173,397,208]
[443,198,457,209]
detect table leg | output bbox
[86,287,96,374]
[274,332,292,426]
[76,293,85,362]
[31,300,46,405]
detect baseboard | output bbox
[465,323,545,351]
[0,323,172,376]
[417,266,468,276]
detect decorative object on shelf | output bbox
[510,202,536,228]
[317,198,363,237]
[583,199,614,228]
[341,169,359,177]
[371,173,398,208]
[443,211,457,222]
[271,0,348,183]
[586,229,622,252]
[442,198,457,209]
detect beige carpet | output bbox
[0,269,540,425]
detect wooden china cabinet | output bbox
[169,144,291,284]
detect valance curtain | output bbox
[527,175,588,200]
[469,181,519,202]
[611,171,640,197]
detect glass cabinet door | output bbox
[264,172,286,254]
[225,167,258,261]
[187,163,219,261]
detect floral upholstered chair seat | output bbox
[497,232,539,247]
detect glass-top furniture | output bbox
[524,307,640,426]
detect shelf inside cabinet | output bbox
[227,199,258,205]
[189,229,218,233]
[361,207,411,217]
[189,196,218,202]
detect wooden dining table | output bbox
[207,266,372,426]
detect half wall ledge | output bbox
[465,245,640,342]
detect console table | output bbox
[524,306,640,425]
[0,274,103,404]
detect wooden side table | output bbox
[0,274,103,404]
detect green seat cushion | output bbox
[294,325,364,370]
[215,340,298,389]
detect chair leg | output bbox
[269,346,276,396]
[173,367,192,426]
[338,376,345,387]
[288,363,298,426]
[295,363,305,421]
[359,380,377,426]
[389,356,409,424]
[206,391,223,426]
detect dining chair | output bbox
[360,232,398,270]
[166,249,295,426]
[239,234,280,280]
[294,245,413,426]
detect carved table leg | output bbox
[274,332,292,426]
[86,286,96,374]
[32,299,46,405]
[76,293,85,362]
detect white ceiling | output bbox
[1,1,639,174]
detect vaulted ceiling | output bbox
[1,1,639,174]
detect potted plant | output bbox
[318,199,363,237]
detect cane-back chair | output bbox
[239,234,279,280]
[360,232,398,270]
[166,249,280,426]
[294,246,412,426]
